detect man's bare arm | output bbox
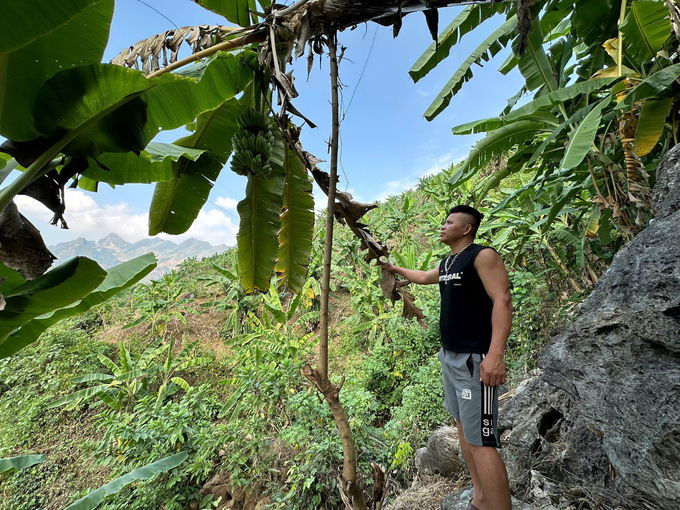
[475,249,513,387]
[378,261,440,285]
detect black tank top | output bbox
[438,244,494,353]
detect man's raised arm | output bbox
[378,261,440,285]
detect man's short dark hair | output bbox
[449,205,484,236]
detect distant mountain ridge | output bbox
[48,234,228,280]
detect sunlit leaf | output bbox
[634,97,673,156]
[0,254,156,358]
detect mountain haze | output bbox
[49,234,228,280]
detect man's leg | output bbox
[456,419,488,510]
[466,442,511,510]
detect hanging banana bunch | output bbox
[230,109,275,178]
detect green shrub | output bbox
[362,316,441,420]
[391,357,449,430]
[84,385,222,510]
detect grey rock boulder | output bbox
[535,145,680,508]
[440,486,539,510]
[415,426,464,477]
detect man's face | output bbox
[440,213,472,244]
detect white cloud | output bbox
[14,190,237,247]
[215,196,238,209]
[158,208,237,247]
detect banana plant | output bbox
[413,0,680,240]
[153,334,212,409]
[0,0,315,299]
[0,254,156,358]
[48,339,166,411]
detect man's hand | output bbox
[378,260,397,272]
[480,353,506,387]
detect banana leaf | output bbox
[560,96,611,170]
[148,152,224,235]
[503,77,617,122]
[517,19,559,93]
[33,53,255,159]
[0,257,105,347]
[0,0,114,141]
[237,160,286,293]
[410,2,509,83]
[0,254,156,359]
[0,454,46,474]
[424,15,518,121]
[619,0,672,62]
[174,98,243,161]
[633,97,673,157]
[146,98,246,236]
[452,111,559,135]
[194,0,257,27]
[616,63,680,110]
[82,143,207,186]
[275,141,314,293]
[64,452,188,510]
[452,120,548,186]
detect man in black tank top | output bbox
[380,205,512,510]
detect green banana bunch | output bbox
[230,109,274,178]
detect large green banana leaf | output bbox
[572,0,620,47]
[64,452,188,510]
[81,143,207,186]
[237,155,286,293]
[194,0,258,27]
[517,19,559,93]
[0,0,104,53]
[634,97,673,157]
[0,454,46,474]
[451,120,549,186]
[424,15,518,121]
[174,98,243,161]
[275,142,314,293]
[503,77,617,122]
[619,0,672,62]
[0,258,106,352]
[560,96,611,170]
[148,99,245,235]
[617,63,680,109]
[409,2,509,83]
[524,101,600,168]
[0,254,156,359]
[452,111,559,135]
[0,0,114,141]
[148,153,224,235]
[34,53,256,159]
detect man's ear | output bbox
[463,223,473,236]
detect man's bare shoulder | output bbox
[474,246,503,266]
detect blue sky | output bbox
[14,0,524,247]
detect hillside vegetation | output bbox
[0,162,615,509]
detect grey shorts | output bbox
[438,347,499,447]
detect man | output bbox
[379,205,512,510]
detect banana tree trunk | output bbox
[301,33,367,510]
